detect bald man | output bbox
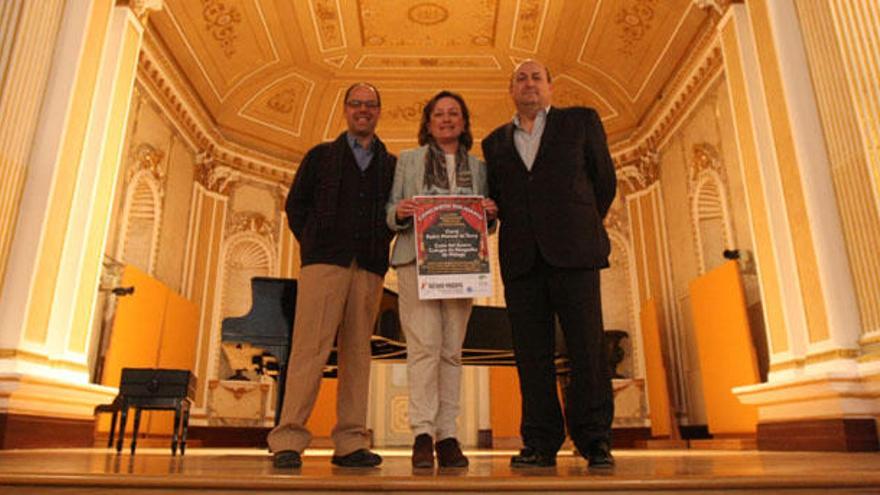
[482,60,617,469]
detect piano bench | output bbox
[99,368,197,456]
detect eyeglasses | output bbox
[345,99,380,109]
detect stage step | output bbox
[1,448,879,494]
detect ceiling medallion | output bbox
[407,3,449,25]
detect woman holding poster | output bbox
[386,91,497,469]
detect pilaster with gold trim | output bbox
[182,153,236,421]
[717,1,877,450]
[0,0,164,447]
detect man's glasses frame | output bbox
[345,99,380,109]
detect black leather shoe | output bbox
[435,437,468,468]
[586,441,615,469]
[331,448,383,468]
[272,450,302,469]
[412,434,434,468]
[510,446,556,467]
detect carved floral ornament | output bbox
[611,147,660,191]
[637,148,661,185]
[690,143,724,183]
[604,207,628,239]
[228,212,276,241]
[127,143,166,186]
[196,151,240,194]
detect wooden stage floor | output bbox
[1,447,879,494]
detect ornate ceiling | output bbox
[147,0,714,163]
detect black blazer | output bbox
[482,107,616,281]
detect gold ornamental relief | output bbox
[616,0,659,56]
[407,3,449,25]
[384,100,429,123]
[511,0,548,53]
[390,395,410,434]
[227,211,276,241]
[201,0,243,58]
[358,0,497,48]
[267,89,298,115]
[241,73,315,137]
[310,0,345,51]
[127,143,166,185]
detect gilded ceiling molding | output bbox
[118,0,163,24]
[611,17,723,159]
[354,55,501,70]
[137,31,294,185]
[692,0,738,17]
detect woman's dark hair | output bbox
[417,90,473,151]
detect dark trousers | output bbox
[503,254,614,455]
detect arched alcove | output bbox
[117,171,162,274]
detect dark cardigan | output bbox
[286,133,397,276]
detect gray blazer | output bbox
[385,145,490,267]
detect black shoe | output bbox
[331,448,383,468]
[586,441,615,469]
[272,450,302,469]
[435,437,468,468]
[412,434,434,468]
[510,446,556,467]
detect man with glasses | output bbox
[269,83,396,469]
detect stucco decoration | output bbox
[688,143,733,273]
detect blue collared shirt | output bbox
[346,133,375,171]
[512,106,550,171]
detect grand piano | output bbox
[222,277,612,424]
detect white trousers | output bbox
[396,263,473,440]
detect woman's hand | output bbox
[396,198,417,220]
[482,198,498,221]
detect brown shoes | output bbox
[412,433,434,468]
[435,437,468,468]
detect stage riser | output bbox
[0,413,93,449]
[2,449,880,494]
[3,486,880,494]
[757,418,879,451]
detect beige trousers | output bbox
[267,262,383,456]
[396,263,472,440]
